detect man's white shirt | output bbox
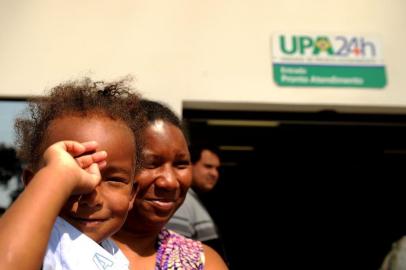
[43,217,129,270]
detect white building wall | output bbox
[0,0,405,114]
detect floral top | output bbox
[155,228,204,270]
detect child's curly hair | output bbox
[15,77,146,170]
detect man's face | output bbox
[192,149,220,192]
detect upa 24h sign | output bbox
[272,33,386,88]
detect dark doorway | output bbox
[183,106,406,269]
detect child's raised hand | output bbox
[42,141,107,194]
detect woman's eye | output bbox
[142,157,162,169]
[142,162,158,169]
[174,160,191,169]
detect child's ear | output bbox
[128,194,135,211]
[21,169,34,187]
[128,180,139,210]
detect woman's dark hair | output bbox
[15,77,146,169]
[140,99,182,129]
[140,99,189,141]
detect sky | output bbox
[0,100,27,146]
[0,100,27,208]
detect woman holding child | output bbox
[113,100,228,270]
[0,78,227,270]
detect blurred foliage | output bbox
[0,144,21,186]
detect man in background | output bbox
[167,144,225,257]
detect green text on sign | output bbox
[273,64,386,88]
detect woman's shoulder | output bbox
[202,244,229,270]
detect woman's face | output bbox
[132,120,192,228]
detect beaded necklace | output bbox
[155,228,204,270]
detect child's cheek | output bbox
[107,191,134,216]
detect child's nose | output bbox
[78,187,103,208]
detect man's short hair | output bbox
[190,143,221,164]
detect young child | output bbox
[0,78,145,270]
